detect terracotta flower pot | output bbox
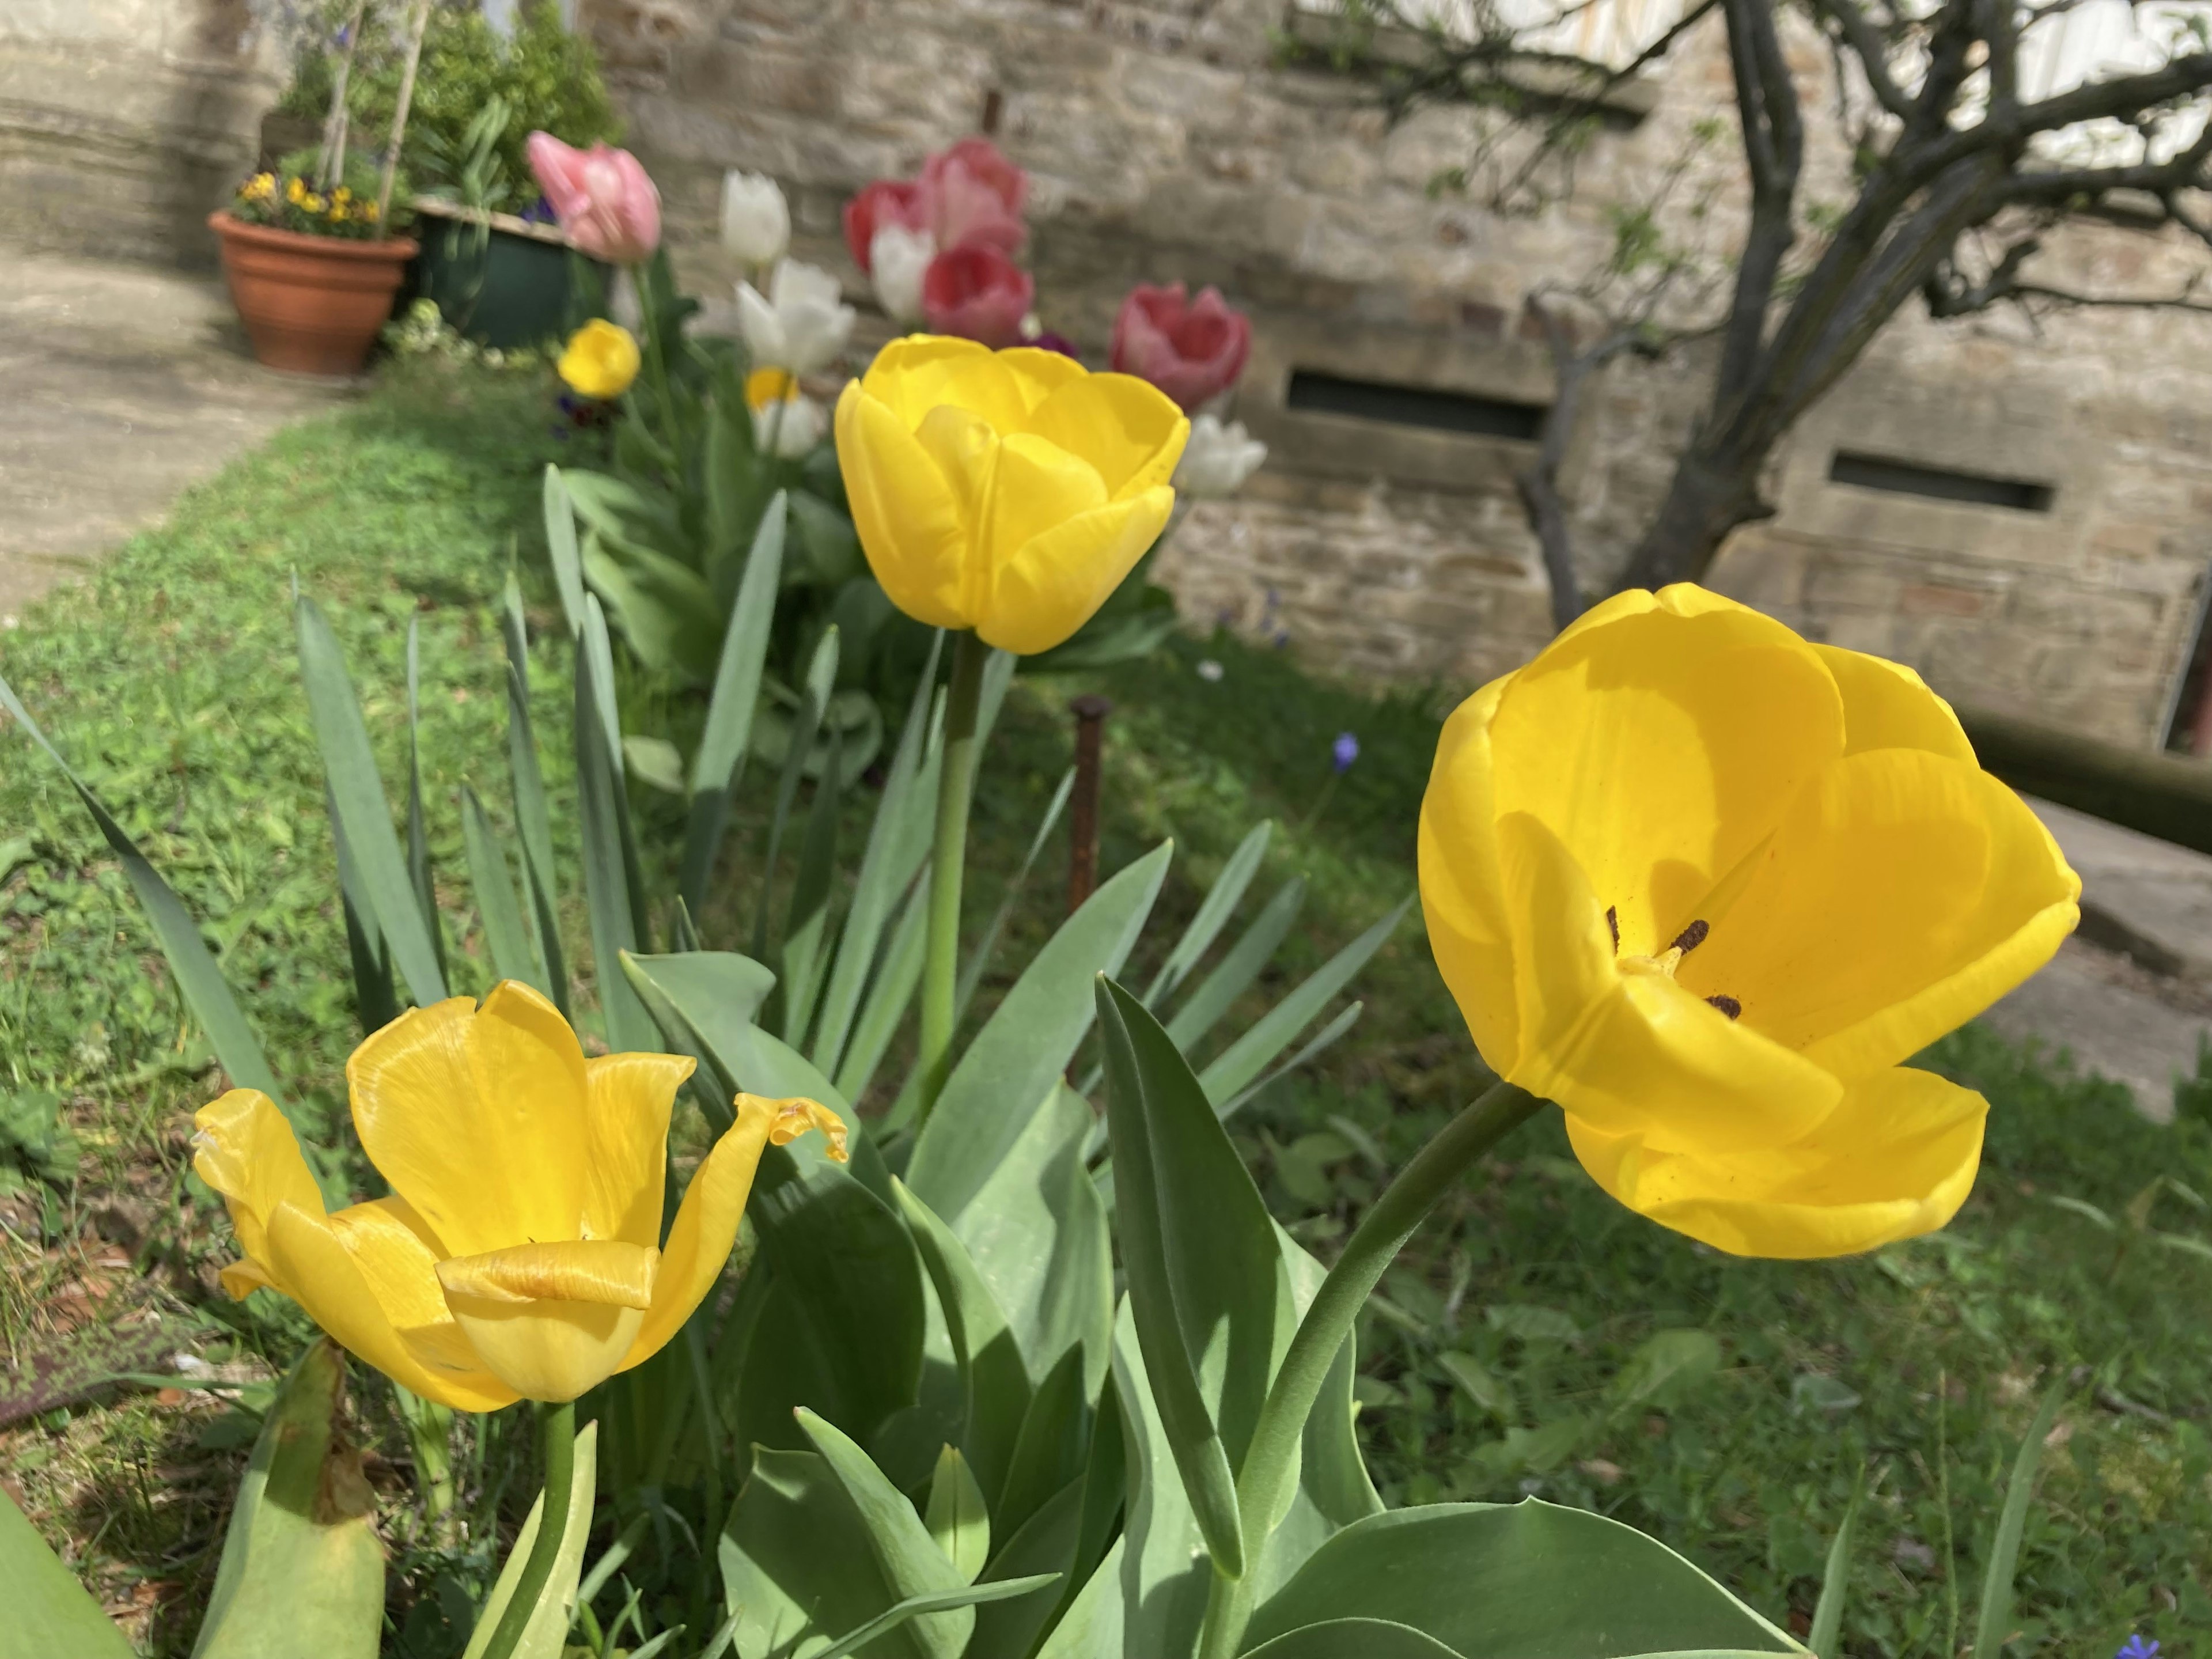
[209,211,419,377]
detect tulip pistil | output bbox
[1609,911,1743,1020]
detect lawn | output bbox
[1,358,2206,1658]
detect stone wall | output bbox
[0,0,284,266]
[588,0,2212,748]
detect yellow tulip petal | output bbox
[1813,643,1976,763]
[1489,596,1845,959]
[913,403,1003,615]
[982,432,1108,574]
[861,335,1028,434]
[1022,372,1190,498]
[262,1200,518,1412]
[1417,675,1521,1077]
[435,1239,658,1306]
[192,1088,328,1278]
[438,1239,658,1402]
[1497,810,1842,1152]
[326,1195,452,1331]
[219,1257,278,1299]
[581,1052,695,1248]
[1680,748,2080,1078]
[980,487,1173,656]
[837,382,974,630]
[346,982,590,1259]
[1563,1065,1987,1257]
[620,1094,847,1371]
[999,347,1089,415]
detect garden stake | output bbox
[377,0,434,231]
[1067,694,1111,915]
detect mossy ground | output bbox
[0,359,2204,1657]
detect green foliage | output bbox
[286,2,620,215]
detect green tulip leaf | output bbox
[1097,975,1293,1581]
[952,1081,1115,1399]
[461,1420,599,1659]
[905,843,1173,1226]
[996,1342,1092,1544]
[681,490,787,910]
[1163,876,1305,1055]
[965,1479,1085,1659]
[573,608,655,1050]
[926,1444,992,1583]
[0,1487,135,1657]
[541,464,586,635]
[1241,1619,1467,1658]
[797,1408,976,1659]
[1143,819,1274,1009]
[1241,1500,1802,1657]
[893,1178,1034,1503]
[194,1339,383,1659]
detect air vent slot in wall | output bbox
[1285,370,1547,441]
[1830,452,2054,513]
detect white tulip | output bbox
[719,169,790,267]
[752,388,826,457]
[869,222,935,326]
[736,259,855,375]
[1172,413,1269,498]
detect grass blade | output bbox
[544,464,586,637]
[501,579,566,1016]
[404,615,447,982]
[1197,897,1411,1106]
[1808,1469,1863,1658]
[1971,1382,2066,1659]
[680,491,787,914]
[0,671,283,1104]
[1162,877,1306,1054]
[575,601,654,1050]
[955,765,1075,1024]
[809,632,943,1079]
[778,729,843,1047]
[755,626,840,963]
[461,785,540,992]
[834,870,930,1104]
[1142,820,1272,1009]
[294,590,446,1005]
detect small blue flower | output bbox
[2117,1636,2161,1659]
[1332,732,1359,772]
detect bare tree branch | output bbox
[1805,0,1915,120]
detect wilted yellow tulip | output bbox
[558,319,641,401]
[834,335,1189,656]
[193,981,844,1407]
[1419,585,2080,1259]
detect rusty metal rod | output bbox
[1067,694,1112,914]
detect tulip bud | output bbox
[527,132,660,266]
[737,259,856,374]
[1111,282,1253,412]
[870,222,935,325]
[1171,412,1268,498]
[719,169,790,267]
[921,244,1034,349]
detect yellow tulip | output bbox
[1418,584,2080,1259]
[834,335,1189,656]
[558,319,641,402]
[192,981,846,1407]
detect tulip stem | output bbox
[918,630,991,1120]
[1193,1078,1544,1659]
[479,1399,578,1659]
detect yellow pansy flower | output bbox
[834,335,1188,656]
[558,319,641,402]
[1418,584,2080,1259]
[192,981,846,1407]
[286,176,306,205]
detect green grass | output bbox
[0,359,2206,1657]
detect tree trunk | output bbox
[1615,441,1774,592]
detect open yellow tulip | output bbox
[558,319,641,401]
[1419,585,2080,1259]
[192,981,845,1407]
[834,335,1189,655]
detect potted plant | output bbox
[212,1,429,376]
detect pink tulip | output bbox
[920,137,1028,257]
[921,244,1034,348]
[527,132,661,265]
[1109,282,1252,411]
[843,179,930,274]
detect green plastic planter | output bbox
[403,199,605,349]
